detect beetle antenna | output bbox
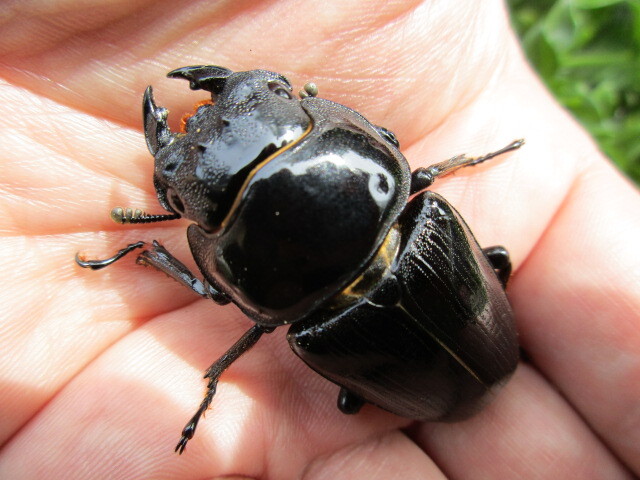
[110,207,181,224]
[410,139,525,194]
[299,82,319,99]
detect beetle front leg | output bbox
[137,241,229,304]
[75,241,146,270]
[76,241,230,304]
[175,324,275,454]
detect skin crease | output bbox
[0,0,639,478]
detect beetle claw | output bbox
[75,241,146,270]
[167,65,233,94]
[175,423,195,454]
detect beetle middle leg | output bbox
[175,324,274,454]
[410,139,524,194]
[76,241,229,304]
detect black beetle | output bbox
[76,65,522,454]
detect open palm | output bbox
[1,1,639,478]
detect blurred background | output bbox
[507,0,640,185]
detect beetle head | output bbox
[144,66,311,232]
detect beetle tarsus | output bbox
[175,324,273,453]
[410,139,525,194]
[175,416,198,454]
[75,242,145,270]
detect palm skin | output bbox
[0,1,639,478]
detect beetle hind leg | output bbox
[337,387,366,414]
[483,246,512,287]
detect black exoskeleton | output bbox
[77,65,522,454]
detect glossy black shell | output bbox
[188,97,410,325]
[288,190,518,420]
[151,69,410,325]
[140,65,518,427]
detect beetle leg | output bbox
[137,241,230,304]
[483,246,512,287]
[410,139,524,194]
[76,241,230,304]
[75,242,145,270]
[337,387,366,414]
[175,324,275,454]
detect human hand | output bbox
[1,1,638,478]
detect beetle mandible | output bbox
[76,65,522,454]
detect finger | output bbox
[1,1,511,143]
[0,304,265,479]
[411,365,633,479]
[301,431,446,480]
[0,80,156,236]
[0,81,198,445]
[510,159,640,473]
[0,305,408,478]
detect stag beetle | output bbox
[76,65,522,454]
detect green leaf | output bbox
[507,0,640,185]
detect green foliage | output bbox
[508,0,640,184]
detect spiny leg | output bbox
[175,324,274,454]
[76,240,229,303]
[137,241,229,303]
[483,246,512,287]
[410,139,524,194]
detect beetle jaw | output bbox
[145,67,314,232]
[143,86,176,156]
[167,65,233,94]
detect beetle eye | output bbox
[166,189,185,215]
[268,81,293,99]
